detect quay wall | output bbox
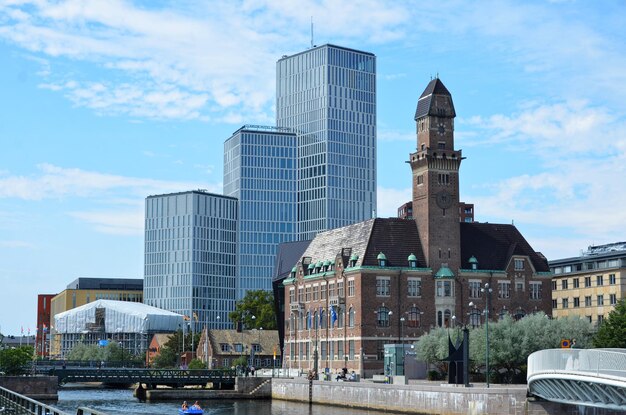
[271,378,623,415]
[0,376,58,401]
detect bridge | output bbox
[48,368,236,388]
[527,348,626,411]
[0,385,108,415]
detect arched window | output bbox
[377,307,390,327]
[314,311,318,329]
[444,309,452,327]
[320,309,326,329]
[338,307,344,328]
[305,311,310,330]
[407,307,421,328]
[348,308,355,328]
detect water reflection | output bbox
[53,389,388,415]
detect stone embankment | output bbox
[0,376,58,400]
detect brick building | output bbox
[282,78,551,377]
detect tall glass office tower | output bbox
[143,190,238,330]
[224,126,298,299]
[276,44,377,240]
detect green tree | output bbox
[229,290,276,330]
[416,313,594,383]
[594,299,626,348]
[188,358,205,370]
[152,347,177,368]
[0,346,34,375]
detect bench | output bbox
[372,375,388,383]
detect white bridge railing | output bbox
[528,348,626,410]
[528,348,626,382]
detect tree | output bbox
[416,313,595,383]
[594,299,626,348]
[0,346,34,375]
[229,290,276,330]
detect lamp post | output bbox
[480,283,493,388]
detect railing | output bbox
[0,386,107,415]
[51,368,236,387]
[528,348,626,381]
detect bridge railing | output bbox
[528,348,626,381]
[0,385,108,415]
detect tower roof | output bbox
[414,78,456,120]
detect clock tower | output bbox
[409,78,462,275]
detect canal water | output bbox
[53,388,388,415]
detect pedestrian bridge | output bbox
[49,368,236,388]
[527,348,626,411]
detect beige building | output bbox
[550,242,626,326]
[197,329,281,370]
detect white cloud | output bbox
[376,186,411,218]
[0,163,218,200]
[378,128,413,142]
[68,209,143,236]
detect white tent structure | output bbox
[53,300,184,357]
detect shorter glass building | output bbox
[224,125,298,299]
[143,190,238,330]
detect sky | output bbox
[0,0,625,336]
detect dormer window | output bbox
[290,266,297,278]
[307,263,315,275]
[408,253,417,268]
[349,254,358,268]
[315,261,323,273]
[469,256,478,270]
[377,252,387,267]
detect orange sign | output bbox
[561,339,571,348]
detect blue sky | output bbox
[1,1,625,336]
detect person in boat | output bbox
[191,401,202,410]
[181,401,188,410]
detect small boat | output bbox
[179,408,203,415]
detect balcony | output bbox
[329,295,345,307]
[290,302,304,313]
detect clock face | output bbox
[436,191,453,209]
[438,123,445,134]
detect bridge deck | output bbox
[50,368,236,387]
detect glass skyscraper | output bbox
[143,190,238,330]
[224,126,298,298]
[276,44,377,240]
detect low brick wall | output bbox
[0,376,58,401]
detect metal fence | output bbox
[0,386,108,415]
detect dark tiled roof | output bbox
[414,78,456,120]
[460,222,549,272]
[300,218,426,268]
[362,218,426,267]
[273,240,312,282]
[208,329,281,356]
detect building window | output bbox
[320,284,327,300]
[320,309,327,329]
[469,308,481,328]
[573,278,579,288]
[313,285,319,301]
[348,308,355,328]
[305,312,310,330]
[597,275,604,286]
[498,281,511,299]
[529,282,542,300]
[469,281,481,299]
[552,299,557,309]
[585,277,591,287]
[377,341,385,360]
[337,340,344,361]
[610,274,617,284]
[552,281,557,290]
[436,280,453,297]
[610,294,617,305]
[220,343,230,352]
[234,343,243,353]
[561,280,568,290]
[377,307,390,327]
[376,277,390,297]
[597,315,604,325]
[252,344,261,353]
[438,173,450,185]
[289,288,296,303]
[597,295,604,306]
[562,298,569,309]
[514,259,524,270]
[328,283,335,298]
[338,281,345,297]
[407,307,421,328]
[305,286,311,302]
[585,296,592,307]
[347,279,355,297]
[321,341,327,361]
[573,297,580,308]
[408,278,422,297]
[329,340,334,360]
[349,340,355,360]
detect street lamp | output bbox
[480,283,493,388]
[399,316,405,343]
